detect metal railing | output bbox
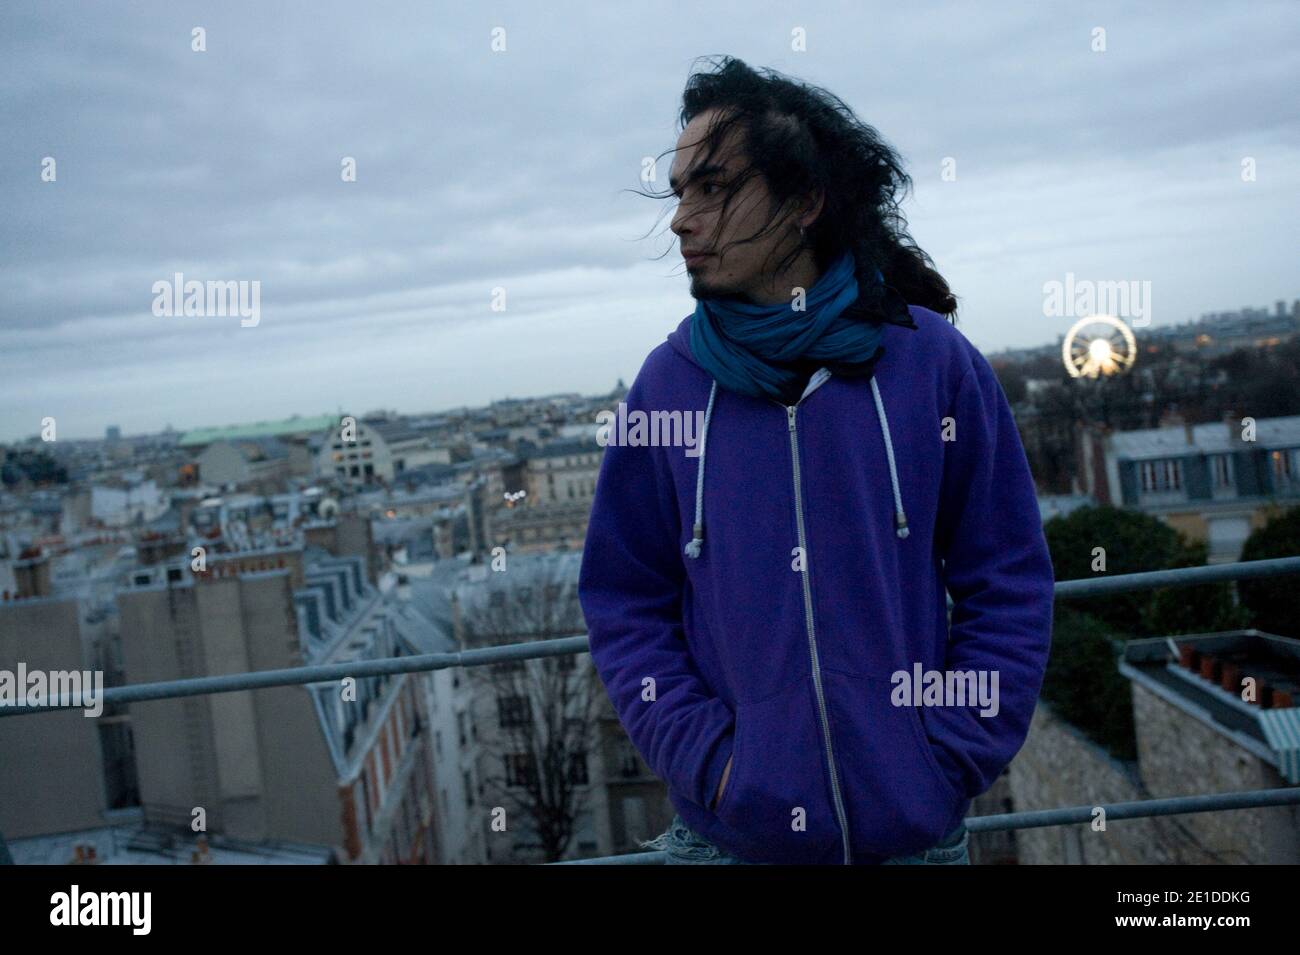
[4,555,1300,865]
[5,555,1297,718]
[553,786,1300,863]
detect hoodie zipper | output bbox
[769,381,853,865]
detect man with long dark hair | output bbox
[578,56,1055,865]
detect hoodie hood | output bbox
[666,313,911,559]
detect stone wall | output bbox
[1002,689,1300,864]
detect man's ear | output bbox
[801,187,826,228]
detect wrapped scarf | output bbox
[688,249,913,401]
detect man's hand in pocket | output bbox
[711,754,733,810]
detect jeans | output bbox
[640,813,970,865]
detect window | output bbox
[497,694,532,727]
[1212,454,1233,489]
[618,739,642,778]
[568,751,589,785]
[1272,449,1296,482]
[505,753,537,787]
[1139,458,1182,493]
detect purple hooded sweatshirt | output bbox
[577,305,1055,864]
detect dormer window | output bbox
[1140,458,1182,493]
[1211,454,1233,488]
[1272,449,1296,483]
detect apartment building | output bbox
[1076,412,1300,560]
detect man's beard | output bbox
[690,271,737,301]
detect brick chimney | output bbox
[13,547,52,598]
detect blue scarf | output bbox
[689,250,885,401]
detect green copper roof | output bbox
[179,413,339,447]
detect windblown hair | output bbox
[642,55,958,322]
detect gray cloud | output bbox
[1,0,1297,441]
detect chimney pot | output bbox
[1220,662,1241,692]
[1199,653,1221,682]
[1257,681,1273,708]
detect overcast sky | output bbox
[2,1,1297,443]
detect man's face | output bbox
[669,108,799,303]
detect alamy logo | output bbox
[595,403,707,457]
[891,663,1000,717]
[152,271,261,327]
[1042,271,1151,327]
[50,885,151,935]
[0,664,103,717]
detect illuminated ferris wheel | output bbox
[1062,315,1137,378]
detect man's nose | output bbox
[670,208,693,241]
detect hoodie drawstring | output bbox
[683,374,909,559]
[871,377,909,539]
[683,379,717,558]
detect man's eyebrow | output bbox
[669,163,727,194]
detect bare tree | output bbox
[460,558,603,862]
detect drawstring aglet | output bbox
[684,523,704,558]
[895,513,909,539]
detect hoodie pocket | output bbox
[710,676,843,864]
[907,697,963,805]
[822,669,964,859]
